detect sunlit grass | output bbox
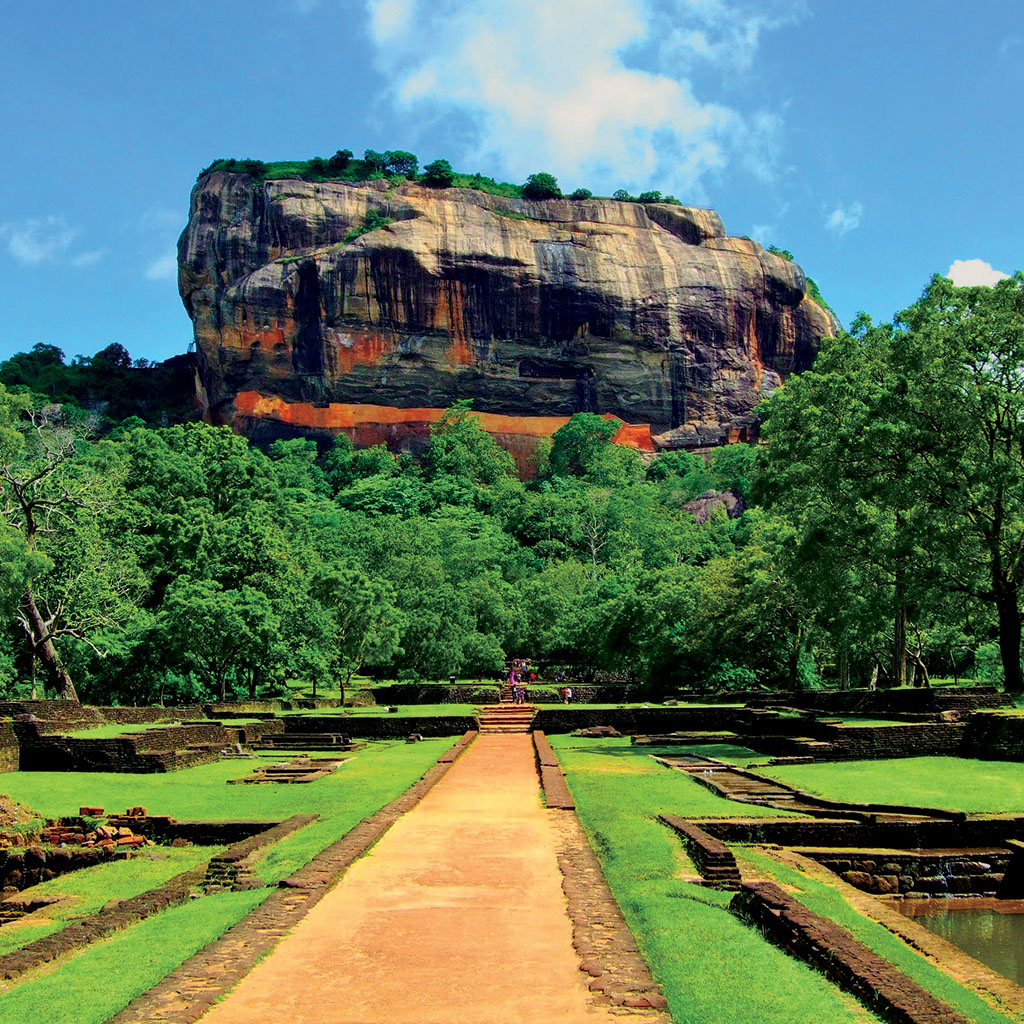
[763,756,1024,814]
[551,735,877,1024]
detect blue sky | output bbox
[1,0,1021,362]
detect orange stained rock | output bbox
[199,735,624,1024]
[231,391,655,450]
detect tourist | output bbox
[565,686,573,704]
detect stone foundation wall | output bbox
[824,722,967,760]
[701,816,1024,849]
[534,707,738,735]
[18,733,223,773]
[97,705,205,724]
[0,844,126,896]
[284,714,476,738]
[0,721,18,773]
[807,849,1012,897]
[961,712,1024,761]
[744,686,1012,715]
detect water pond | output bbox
[898,899,1024,985]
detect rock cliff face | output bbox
[179,172,834,469]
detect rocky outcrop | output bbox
[179,172,835,468]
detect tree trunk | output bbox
[891,602,907,688]
[868,663,879,690]
[788,626,802,690]
[22,589,77,701]
[995,588,1024,693]
[838,652,849,691]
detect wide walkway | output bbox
[201,733,622,1024]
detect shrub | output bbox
[570,188,593,200]
[384,150,418,177]
[344,208,394,244]
[327,149,353,173]
[612,189,635,202]
[421,159,455,188]
[521,172,561,200]
[638,190,662,203]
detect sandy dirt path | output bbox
[200,733,623,1024]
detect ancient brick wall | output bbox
[283,715,476,739]
[808,849,1011,896]
[961,712,1024,761]
[97,705,205,724]
[823,723,967,760]
[0,720,18,773]
[0,844,124,895]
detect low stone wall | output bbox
[104,815,276,845]
[806,848,1011,897]
[534,707,739,735]
[283,714,477,739]
[823,722,967,760]
[744,686,1013,715]
[731,881,971,1024]
[17,729,225,773]
[532,732,574,809]
[0,720,18,773]
[96,705,205,724]
[0,843,127,896]
[660,814,741,887]
[203,814,317,891]
[701,816,1024,849]
[961,712,1024,761]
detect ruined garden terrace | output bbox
[0,685,1023,1023]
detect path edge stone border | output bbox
[731,879,972,1024]
[536,731,670,1019]
[105,731,477,1024]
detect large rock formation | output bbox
[179,172,834,469]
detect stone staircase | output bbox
[475,704,536,734]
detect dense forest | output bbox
[1,272,1023,703]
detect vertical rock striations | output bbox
[179,172,835,467]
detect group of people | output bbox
[506,659,574,704]
[508,658,536,704]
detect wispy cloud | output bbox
[824,201,863,236]
[135,207,183,283]
[144,251,178,282]
[947,258,1010,287]
[364,0,805,200]
[0,215,81,265]
[71,249,106,268]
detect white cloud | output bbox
[947,258,1010,288]
[0,215,81,265]
[824,201,863,236]
[144,251,178,282]
[364,0,805,200]
[71,249,106,268]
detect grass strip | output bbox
[551,735,880,1024]
[0,846,217,958]
[0,889,268,1024]
[737,848,1020,1024]
[763,756,1024,814]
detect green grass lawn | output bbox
[736,848,1020,1024]
[551,735,877,1024]
[63,722,179,739]
[0,846,217,958]
[0,740,450,883]
[0,888,268,1024]
[762,756,1024,814]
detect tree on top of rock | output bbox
[421,159,455,189]
[521,172,561,200]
